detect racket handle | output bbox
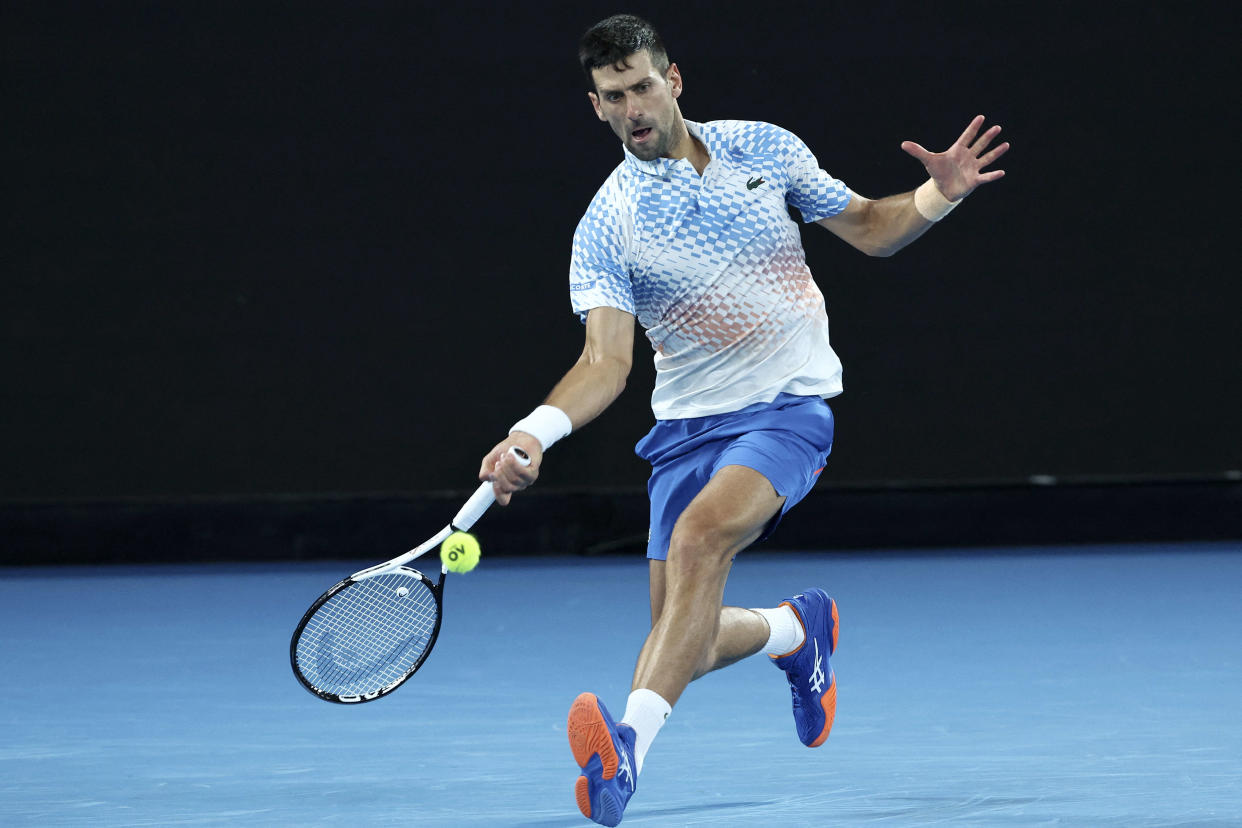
[452,446,531,530]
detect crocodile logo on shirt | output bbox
[746,176,766,190]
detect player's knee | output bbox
[683,503,762,551]
[665,514,740,573]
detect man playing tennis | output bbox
[480,14,1008,826]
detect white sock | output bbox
[620,688,671,775]
[753,604,805,656]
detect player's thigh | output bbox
[650,466,781,621]
[669,464,786,560]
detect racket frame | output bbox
[289,447,529,703]
[289,564,446,703]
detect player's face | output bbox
[588,50,685,161]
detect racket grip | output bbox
[453,446,531,530]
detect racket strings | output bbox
[295,572,437,697]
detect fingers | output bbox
[977,140,1010,169]
[493,485,512,507]
[479,438,541,506]
[487,454,522,505]
[958,119,1008,182]
[904,116,1008,200]
[953,116,1006,164]
[491,462,517,505]
[900,140,931,161]
[498,447,538,483]
[906,118,1007,164]
[955,114,986,149]
[493,452,538,504]
[969,123,1004,160]
[478,446,503,482]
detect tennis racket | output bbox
[290,447,528,704]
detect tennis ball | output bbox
[440,531,481,573]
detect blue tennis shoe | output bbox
[568,692,637,826]
[771,588,839,747]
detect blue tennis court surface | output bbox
[3,541,1240,826]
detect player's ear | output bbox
[587,91,606,121]
[667,62,683,99]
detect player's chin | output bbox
[625,138,660,160]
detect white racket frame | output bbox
[350,446,530,582]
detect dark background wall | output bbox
[4,2,1239,557]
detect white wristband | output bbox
[509,405,573,452]
[913,179,961,222]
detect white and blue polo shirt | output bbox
[570,119,852,420]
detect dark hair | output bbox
[579,14,670,85]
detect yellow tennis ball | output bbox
[440,531,481,573]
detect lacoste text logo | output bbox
[746,176,766,190]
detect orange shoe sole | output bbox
[568,692,618,819]
[810,598,840,747]
[808,675,837,748]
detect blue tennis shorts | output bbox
[635,393,835,560]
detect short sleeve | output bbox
[779,129,852,223]
[569,178,635,323]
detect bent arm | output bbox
[815,191,933,258]
[544,305,635,430]
[818,115,1009,257]
[480,306,635,503]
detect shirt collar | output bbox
[622,119,707,176]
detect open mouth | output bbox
[631,127,653,142]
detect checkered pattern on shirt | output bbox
[570,120,851,419]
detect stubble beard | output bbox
[623,109,682,161]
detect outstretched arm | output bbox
[818,115,1009,257]
[479,305,635,504]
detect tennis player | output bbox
[480,14,1008,825]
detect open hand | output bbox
[901,115,1009,202]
